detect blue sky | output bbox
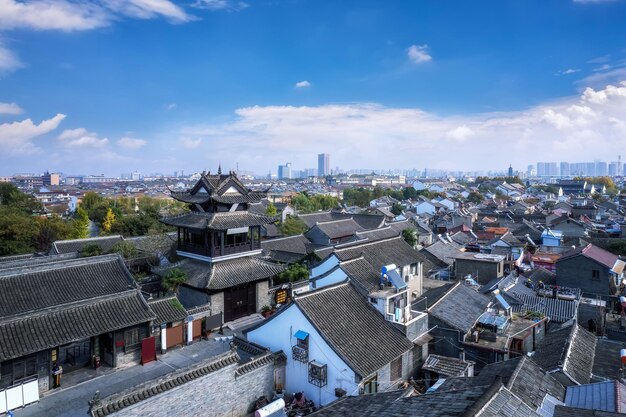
[1,0,626,176]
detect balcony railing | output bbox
[178,240,261,257]
[292,345,308,363]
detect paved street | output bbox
[14,339,233,417]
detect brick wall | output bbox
[104,352,276,417]
[256,280,271,310]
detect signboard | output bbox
[275,289,288,304]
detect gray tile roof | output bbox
[298,210,385,229]
[0,291,154,361]
[422,241,462,266]
[50,235,124,255]
[148,296,188,325]
[479,386,540,417]
[532,323,597,385]
[333,236,423,269]
[310,382,502,417]
[422,354,474,377]
[593,338,624,381]
[506,292,577,323]
[0,252,79,269]
[475,356,566,410]
[339,257,381,293]
[261,234,310,255]
[0,254,137,317]
[307,218,365,239]
[355,226,400,242]
[428,282,491,333]
[161,257,286,291]
[294,282,413,378]
[161,211,277,230]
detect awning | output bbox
[413,333,434,345]
[294,330,309,340]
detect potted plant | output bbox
[261,305,272,318]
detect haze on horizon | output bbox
[1,0,626,176]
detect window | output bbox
[592,270,600,280]
[391,356,403,381]
[12,357,37,383]
[308,361,327,387]
[362,374,378,394]
[124,328,140,348]
[292,330,309,363]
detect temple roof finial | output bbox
[218,164,222,175]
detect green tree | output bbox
[279,216,309,236]
[110,214,156,237]
[274,263,309,285]
[35,216,73,251]
[266,202,277,216]
[401,228,417,248]
[109,241,138,259]
[101,208,116,233]
[162,268,188,293]
[402,187,418,200]
[81,243,103,257]
[0,183,41,213]
[467,191,484,204]
[72,207,90,239]
[391,202,403,216]
[0,207,39,256]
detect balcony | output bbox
[292,345,308,363]
[387,309,428,341]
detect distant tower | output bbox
[619,155,622,176]
[508,164,513,178]
[318,153,330,176]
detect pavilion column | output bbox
[220,231,224,256]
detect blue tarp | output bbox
[294,330,309,340]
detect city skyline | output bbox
[2,1,626,175]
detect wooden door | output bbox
[224,284,256,322]
[192,320,202,339]
[166,325,184,349]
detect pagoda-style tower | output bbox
[162,171,276,262]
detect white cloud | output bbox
[179,82,626,172]
[446,125,475,142]
[165,103,177,110]
[0,102,23,115]
[295,80,311,88]
[180,137,202,149]
[407,44,432,64]
[59,127,109,147]
[192,0,249,11]
[103,0,193,23]
[0,113,65,155]
[0,0,109,31]
[117,136,146,149]
[0,0,194,32]
[556,68,580,75]
[0,42,22,71]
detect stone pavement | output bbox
[14,339,234,417]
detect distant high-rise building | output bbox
[536,162,557,177]
[609,161,619,177]
[318,153,330,176]
[560,162,570,178]
[508,165,513,177]
[527,165,535,177]
[595,161,607,176]
[278,162,292,180]
[42,171,60,186]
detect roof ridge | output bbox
[0,253,124,278]
[335,235,402,251]
[53,235,123,245]
[294,280,350,299]
[0,289,146,325]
